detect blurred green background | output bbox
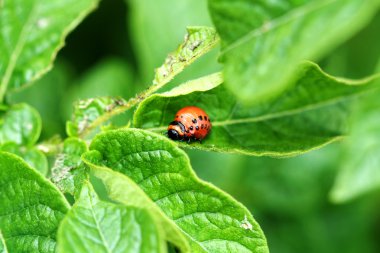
[8,1,380,252]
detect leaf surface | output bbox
[0,152,69,252]
[208,0,380,103]
[134,63,380,156]
[82,129,268,253]
[57,182,166,253]
[0,0,99,100]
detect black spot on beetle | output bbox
[192,118,197,123]
[196,126,199,130]
[198,116,203,120]
[204,116,208,121]
[190,126,194,130]
[201,124,204,129]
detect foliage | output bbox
[0,0,380,252]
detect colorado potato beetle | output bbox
[167,106,211,141]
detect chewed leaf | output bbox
[51,137,88,197]
[208,0,380,103]
[82,129,268,252]
[0,152,69,253]
[0,0,99,100]
[66,97,127,138]
[57,182,166,253]
[134,62,380,156]
[0,103,41,146]
[153,26,219,87]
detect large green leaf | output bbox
[0,152,69,252]
[0,103,41,146]
[57,182,166,253]
[82,129,268,253]
[0,0,99,101]
[208,0,380,103]
[330,88,380,202]
[134,62,380,156]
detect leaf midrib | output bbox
[88,196,113,253]
[222,0,337,54]
[145,90,367,132]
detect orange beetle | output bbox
[167,106,211,141]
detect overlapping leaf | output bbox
[0,0,99,101]
[57,182,166,253]
[84,166,190,253]
[0,152,69,253]
[134,62,380,156]
[82,129,268,252]
[208,0,380,103]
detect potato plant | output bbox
[0,0,380,252]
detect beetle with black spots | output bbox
[167,106,211,142]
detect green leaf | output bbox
[153,26,219,88]
[208,0,380,103]
[330,88,380,202]
[82,129,268,253]
[0,142,48,175]
[0,103,41,146]
[57,182,166,253]
[0,0,99,102]
[134,62,380,156]
[0,152,70,252]
[51,137,88,196]
[66,97,127,138]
